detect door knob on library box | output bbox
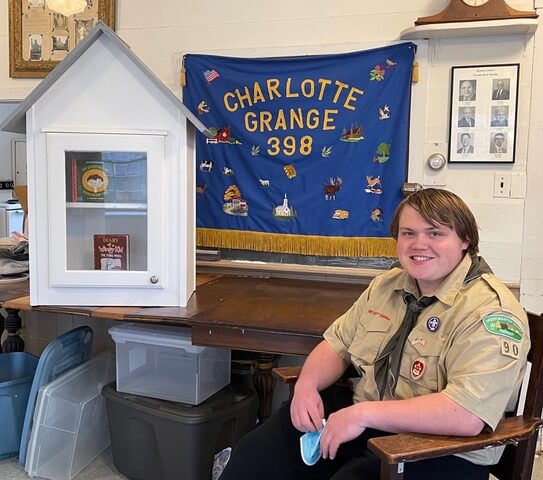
[150,276,159,284]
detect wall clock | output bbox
[415,0,538,25]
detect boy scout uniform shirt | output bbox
[323,254,529,466]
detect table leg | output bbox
[253,353,276,422]
[0,308,3,353]
[2,308,24,353]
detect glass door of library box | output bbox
[46,132,165,289]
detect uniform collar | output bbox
[394,254,493,306]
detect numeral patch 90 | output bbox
[501,338,520,359]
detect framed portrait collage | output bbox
[8,0,115,78]
[448,63,519,164]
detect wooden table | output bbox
[0,274,368,419]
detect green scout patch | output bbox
[482,314,523,342]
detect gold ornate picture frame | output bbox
[8,0,115,78]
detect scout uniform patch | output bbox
[411,359,425,380]
[482,314,523,359]
[426,316,440,332]
[482,314,523,341]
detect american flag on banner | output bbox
[204,69,220,83]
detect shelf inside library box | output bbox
[66,202,147,210]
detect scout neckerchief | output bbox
[374,294,437,399]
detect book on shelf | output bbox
[93,234,130,270]
[66,153,148,204]
[67,157,114,203]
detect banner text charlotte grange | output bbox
[222,77,364,156]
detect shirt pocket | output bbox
[398,337,443,394]
[347,317,391,368]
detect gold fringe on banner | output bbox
[197,228,397,258]
[179,55,186,87]
[412,60,419,83]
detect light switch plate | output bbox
[493,172,511,198]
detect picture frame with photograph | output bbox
[8,0,115,78]
[448,64,519,164]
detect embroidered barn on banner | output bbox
[183,42,416,257]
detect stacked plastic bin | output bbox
[25,352,115,480]
[0,352,38,460]
[0,325,93,463]
[105,322,257,480]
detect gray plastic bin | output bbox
[102,379,256,480]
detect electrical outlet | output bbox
[493,172,511,198]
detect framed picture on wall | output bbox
[448,63,519,164]
[8,0,115,78]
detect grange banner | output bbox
[183,42,416,257]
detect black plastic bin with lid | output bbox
[102,379,257,480]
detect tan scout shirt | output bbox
[323,254,529,466]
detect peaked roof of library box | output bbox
[0,21,211,137]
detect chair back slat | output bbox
[523,312,543,418]
[489,312,543,480]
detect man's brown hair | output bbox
[389,188,479,256]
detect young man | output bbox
[221,188,529,480]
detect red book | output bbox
[93,234,130,270]
[71,159,78,202]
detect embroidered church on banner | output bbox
[183,42,416,257]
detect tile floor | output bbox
[535,455,543,480]
[1,449,543,480]
[0,448,125,480]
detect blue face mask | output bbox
[300,419,326,466]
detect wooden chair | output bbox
[273,312,543,480]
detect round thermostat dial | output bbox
[461,0,490,6]
[427,153,446,170]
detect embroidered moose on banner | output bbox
[324,177,343,200]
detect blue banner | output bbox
[183,42,416,257]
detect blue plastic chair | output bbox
[18,325,93,465]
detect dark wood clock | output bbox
[415,0,538,25]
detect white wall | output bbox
[0,0,541,312]
[523,10,543,313]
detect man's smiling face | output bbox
[396,206,469,296]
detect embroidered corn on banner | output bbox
[183,42,416,257]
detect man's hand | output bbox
[288,340,350,433]
[319,404,365,460]
[290,383,325,433]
